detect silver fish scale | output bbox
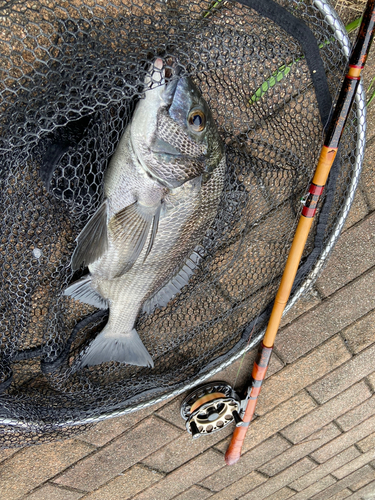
[103,131,166,217]
[91,155,226,341]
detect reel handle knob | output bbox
[232,410,243,427]
[189,420,201,438]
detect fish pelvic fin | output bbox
[144,202,162,261]
[78,328,154,368]
[64,275,109,310]
[142,246,203,315]
[108,201,162,276]
[71,200,108,271]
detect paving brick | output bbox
[239,458,316,500]
[308,343,375,404]
[141,414,234,473]
[331,449,375,480]
[342,186,369,232]
[357,430,375,453]
[131,449,223,500]
[310,465,375,500]
[53,416,181,491]
[23,484,84,500]
[341,309,375,354]
[0,448,21,464]
[325,489,352,500]
[263,486,295,500]
[258,423,341,477]
[361,132,375,211]
[336,394,375,431]
[367,370,375,392]
[257,336,350,415]
[0,439,94,500]
[281,380,371,444]
[266,352,286,377]
[290,447,360,491]
[215,390,315,455]
[78,399,168,447]
[200,434,291,491]
[348,479,375,499]
[156,395,189,431]
[280,288,321,327]
[78,464,164,500]
[199,471,267,500]
[274,269,375,363]
[171,485,213,500]
[282,474,336,500]
[315,212,375,297]
[310,414,375,463]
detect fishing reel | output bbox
[180,381,247,438]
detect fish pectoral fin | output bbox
[64,276,109,310]
[109,201,161,275]
[142,246,204,315]
[71,201,109,271]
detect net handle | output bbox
[225,0,375,466]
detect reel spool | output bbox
[181,382,245,438]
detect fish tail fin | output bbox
[78,328,154,368]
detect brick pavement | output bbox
[1,25,375,500]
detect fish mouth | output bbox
[161,63,182,106]
[162,78,179,106]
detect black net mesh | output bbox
[0,0,365,447]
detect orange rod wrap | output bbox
[225,344,272,465]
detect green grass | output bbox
[201,4,374,108]
[202,0,225,18]
[249,17,363,105]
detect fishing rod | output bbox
[180,0,375,464]
[224,0,375,465]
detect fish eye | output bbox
[188,109,206,133]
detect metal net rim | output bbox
[0,0,367,431]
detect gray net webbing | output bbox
[0,0,366,447]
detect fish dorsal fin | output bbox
[64,275,109,310]
[142,246,203,315]
[108,201,161,276]
[71,201,108,271]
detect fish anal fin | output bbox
[64,276,109,310]
[71,201,108,271]
[142,246,203,315]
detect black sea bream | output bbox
[65,59,226,368]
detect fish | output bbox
[64,58,226,368]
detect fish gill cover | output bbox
[0,0,366,446]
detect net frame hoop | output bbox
[0,0,367,431]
